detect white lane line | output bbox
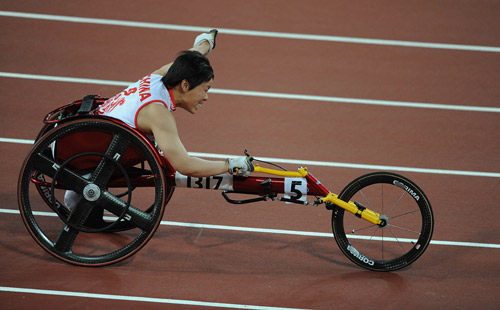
[2,209,499,249]
[162,220,500,249]
[0,286,310,310]
[0,137,35,144]
[0,72,129,86]
[2,72,500,113]
[2,137,500,177]
[1,10,500,53]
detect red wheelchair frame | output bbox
[18,96,434,271]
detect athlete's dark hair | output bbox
[161,50,214,90]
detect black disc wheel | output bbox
[332,172,434,271]
[17,117,174,266]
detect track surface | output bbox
[1,1,499,309]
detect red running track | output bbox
[1,1,499,309]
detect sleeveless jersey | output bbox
[95,74,176,130]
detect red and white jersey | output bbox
[95,74,176,130]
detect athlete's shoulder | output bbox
[137,102,175,133]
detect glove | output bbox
[193,29,218,55]
[227,156,254,177]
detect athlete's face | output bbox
[182,79,213,114]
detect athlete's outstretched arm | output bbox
[137,104,229,177]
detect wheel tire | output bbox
[332,172,434,271]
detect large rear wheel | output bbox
[18,117,173,266]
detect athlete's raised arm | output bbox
[152,30,217,76]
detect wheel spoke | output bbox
[381,229,384,260]
[99,191,155,231]
[387,223,422,236]
[359,190,373,210]
[350,222,375,234]
[91,133,130,187]
[33,153,88,192]
[381,183,384,214]
[387,191,405,217]
[361,226,380,253]
[387,226,409,254]
[53,225,80,252]
[53,200,95,252]
[390,209,420,220]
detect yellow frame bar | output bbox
[253,165,308,177]
[321,193,382,225]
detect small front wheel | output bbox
[332,172,434,271]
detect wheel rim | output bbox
[333,172,434,271]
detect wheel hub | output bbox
[83,184,101,201]
[378,214,389,228]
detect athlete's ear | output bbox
[181,79,190,93]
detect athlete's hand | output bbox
[193,29,218,55]
[227,156,254,177]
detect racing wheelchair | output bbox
[17,95,434,271]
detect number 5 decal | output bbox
[284,178,307,202]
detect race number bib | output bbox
[175,172,233,191]
[284,177,307,202]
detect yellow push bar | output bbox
[252,165,308,177]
